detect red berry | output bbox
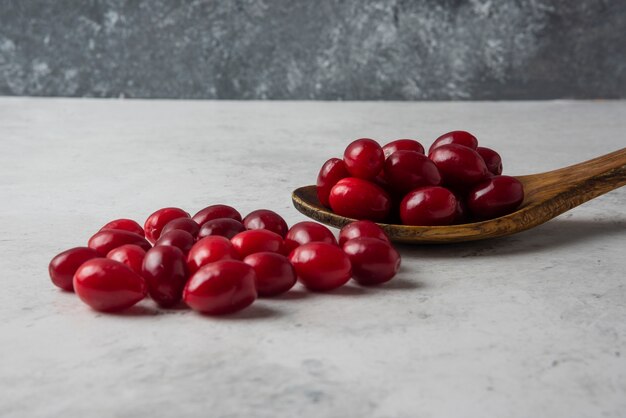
[161,218,200,238]
[192,204,242,226]
[384,150,442,194]
[342,238,401,285]
[144,207,190,243]
[106,244,146,276]
[429,130,478,153]
[283,221,337,254]
[338,220,390,247]
[243,209,289,237]
[429,144,490,188]
[316,158,350,207]
[329,177,391,222]
[88,229,151,256]
[343,138,384,180]
[243,252,297,297]
[476,146,503,175]
[231,229,284,258]
[73,259,147,312]
[289,242,352,291]
[49,247,100,291]
[453,195,470,224]
[382,139,425,158]
[156,229,195,254]
[183,260,257,315]
[400,186,457,226]
[100,219,145,237]
[142,245,188,308]
[467,175,524,220]
[197,218,246,240]
[187,236,239,274]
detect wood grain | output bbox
[292,148,626,243]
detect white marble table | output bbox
[0,98,624,418]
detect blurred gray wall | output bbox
[0,0,624,100]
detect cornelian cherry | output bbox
[429,144,489,188]
[156,229,195,254]
[477,146,503,175]
[73,259,147,312]
[429,130,478,152]
[467,175,524,219]
[283,221,337,254]
[161,218,200,238]
[289,242,352,291]
[317,158,350,207]
[192,204,242,226]
[243,252,297,297]
[342,237,401,285]
[49,247,100,291]
[183,260,257,315]
[343,138,384,180]
[400,186,457,226]
[144,207,190,243]
[88,229,151,256]
[329,177,391,222]
[100,219,144,237]
[382,139,425,158]
[231,229,284,258]
[384,150,442,194]
[338,220,390,246]
[243,209,289,237]
[187,236,239,274]
[142,245,188,308]
[197,218,246,240]
[106,244,146,276]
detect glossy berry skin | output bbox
[106,244,146,276]
[467,175,524,220]
[49,247,100,291]
[100,219,145,237]
[231,229,284,258]
[429,144,490,188]
[338,220,390,247]
[144,207,190,243]
[88,230,151,256]
[316,158,350,207]
[283,221,337,254]
[382,139,425,158]
[192,204,242,226]
[289,242,352,292]
[476,146,503,175]
[453,196,470,224]
[243,252,297,297]
[343,138,385,180]
[161,217,200,238]
[142,245,188,308]
[429,130,478,153]
[243,209,289,238]
[156,229,195,254]
[400,186,458,226]
[183,260,257,315]
[342,237,401,286]
[187,236,239,274]
[197,218,246,240]
[384,150,442,194]
[73,259,147,312]
[329,177,391,222]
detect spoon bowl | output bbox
[292,148,626,243]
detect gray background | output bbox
[0,0,624,100]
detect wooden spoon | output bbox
[292,148,626,243]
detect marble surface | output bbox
[1,1,625,100]
[0,98,625,418]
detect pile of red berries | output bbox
[317,131,524,225]
[49,205,401,315]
